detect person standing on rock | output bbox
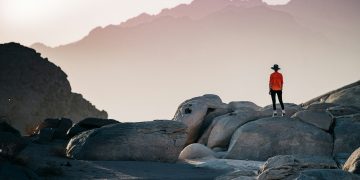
[269,64,285,117]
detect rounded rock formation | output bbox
[66,120,187,163]
[178,143,216,160]
[333,114,360,155]
[291,110,333,131]
[225,117,333,161]
[173,94,227,145]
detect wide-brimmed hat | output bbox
[271,64,280,70]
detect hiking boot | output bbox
[272,111,277,117]
[282,110,286,116]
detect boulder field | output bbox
[1,77,359,179]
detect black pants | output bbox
[270,90,284,110]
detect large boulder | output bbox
[196,107,232,144]
[258,103,303,118]
[204,108,259,149]
[35,118,72,139]
[343,147,360,174]
[327,106,360,117]
[0,43,107,134]
[304,103,338,111]
[66,120,187,162]
[333,114,360,155]
[178,143,216,160]
[0,121,27,158]
[258,155,338,180]
[228,101,261,111]
[173,94,227,145]
[225,117,333,161]
[296,169,360,180]
[302,81,359,109]
[325,85,360,109]
[291,110,333,131]
[66,118,119,138]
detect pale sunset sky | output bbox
[0,0,290,46]
[2,0,358,122]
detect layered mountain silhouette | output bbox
[32,0,360,121]
[0,43,107,134]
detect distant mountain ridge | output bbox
[31,0,360,122]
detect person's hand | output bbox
[268,89,271,95]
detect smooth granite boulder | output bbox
[178,143,216,160]
[173,94,227,145]
[333,114,360,155]
[226,117,333,161]
[327,106,360,117]
[258,155,338,180]
[291,110,333,131]
[325,85,360,109]
[204,108,259,149]
[66,120,187,162]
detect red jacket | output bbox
[269,72,283,90]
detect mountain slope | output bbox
[0,43,107,134]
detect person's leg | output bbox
[271,90,277,110]
[271,90,277,117]
[277,91,284,110]
[277,90,285,116]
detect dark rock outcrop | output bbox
[0,121,27,158]
[258,155,338,180]
[66,120,187,162]
[225,117,333,161]
[296,169,360,180]
[66,118,119,138]
[0,43,107,134]
[327,106,360,117]
[333,114,360,155]
[343,147,360,174]
[36,118,72,141]
[291,110,333,131]
[302,80,360,109]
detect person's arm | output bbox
[281,74,284,89]
[269,74,272,94]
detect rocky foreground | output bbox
[1,41,360,180]
[0,80,359,179]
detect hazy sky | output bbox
[0,0,290,46]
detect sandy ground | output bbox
[18,140,230,179]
